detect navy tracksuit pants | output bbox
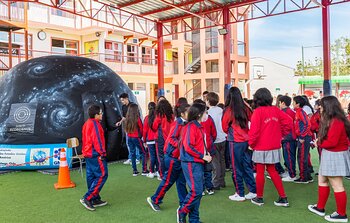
[127,137,148,172]
[84,157,108,201]
[179,162,204,223]
[147,143,159,173]
[151,155,187,205]
[282,140,297,178]
[297,136,312,180]
[229,141,256,197]
[156,130,166,178]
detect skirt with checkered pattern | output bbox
[319,149,350,177]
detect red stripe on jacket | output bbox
[180,120,205,163]
[318,118,349,152]
[127,118,143,138]
[143,115,157,142]
[282,107,297,140]
[222,106,252,142]
[164,118,186,159]
[248,106,292,151]
[310,111,321,134]
[201,115,217,154]
[152,114,173,141]
[294,107,312,139]
[82,118,106,158]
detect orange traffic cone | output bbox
[54,148,76,189]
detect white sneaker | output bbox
[282,176,297,182]
[136,160,140,165]
[202,191,206,196]
[123,159,131,165]
[245,192,257,200]
[155,171,160,177]
[146,172,155,179]
[280,172,289,178]
[253,173,257,178]
[266,175,271,180]
[229,193,246,202]
[157,176,162,181]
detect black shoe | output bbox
[251,197,264,206]
[147,197,160,212]
[207,189,214,195]
[92,199,108,207]
[274,197,289,207]
[345,176,350,180]
[308,204,325,217]
[315,173,319,176]
[80,198,95,211]
[133,171,140,176]
[142,170,149,176]
[177,207,187,223]
[324,212,348,222]
[307,176,314,183]
[294,178,309,184]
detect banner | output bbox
[0,144,72,170]
[84,40,99,54]
[6,103,37,135]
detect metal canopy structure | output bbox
[3,0,350,96]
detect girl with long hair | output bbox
[222,87,256,201]
[125,104,148,176]
[308,96,350,223]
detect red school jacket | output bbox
[294,108,312,139]
[152,114,173,142]
[281,107,296,140]
[180,120,205,164]
[222,106,252,142]
[143,115,157,142]
[201,115,217,154]
[248,106,292,151]
[310,111,321,134]
[318,118,349,152]
[82,118,106,158]
[164,118,187,159]
[127,118,143,138]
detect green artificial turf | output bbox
[1,149,349,223]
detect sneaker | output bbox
[274,197,289,207]
[253,173,257,178]
[147,197,160,212]
[146,172,155,179]
[282,176,297,182]
[142,170,149,176]
[346,176,350,180]
[308,176,314,183]
[155,171,160,177]
[177,207,187,223]
[229,193,246,201]
[294,178,309,184]
[202,191,206,196]
[245,192,257,200]
[266,175,271,180]
[251,197,264,206]
[136,159,140,165]
[133,171,140,177]
[315,173,319,176]
[324,212,348,223]
[157,176,162,181]
[308,204,325,217]
[207,189,214,195]
[80,198,95,211]
[123,159,131,165]
[280,172,289,178]
[92,199,108,207]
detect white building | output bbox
[249,57,300,97]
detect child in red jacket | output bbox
[249,88,292,207]
[308,96,350,223]
[125,104,148,176]
[310,99,321,157]
[222,87,256,202]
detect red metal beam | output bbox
[117,0,146,8]
[140,0,205,16]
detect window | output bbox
[154,49,158,65]
[206,60,219,73]
[51,0,74,18]
[205,22,218,53]
[105,41,123,62]
[206,79,219,93]
[128,83,134,90]
[51,38,78,55]
[142,47,151,64]
[127,44,138,63]
[0,32,33,56]
[238,62,246,74]
[136,83,146,90]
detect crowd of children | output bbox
[80,89,350,223]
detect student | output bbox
[147,103,190,212]
[278,96,297,182]
[308,96,350,223]
[347,103,350,121]
[202,91,209,102]
[206,92,227,190]
[125,104,148,176]
[152,99,174,179]
[194,99,217,195]
[293,96,313,184]
[222,87,256,202]
[177,103,212,223]
[249,88,292,207]
[310,99,321,157]
[80,105,108,211]
[302,95,315,173]
[143,102,159,179]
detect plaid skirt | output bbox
[252,149,281,164]
[319,149,350,177]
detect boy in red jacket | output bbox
[80,105,108,211]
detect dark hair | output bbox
[253,88,273,108]
[88,105,101,118]
[202,91,209,95]
[147,102,156,127]
[157,96,166,103]
[293,96,306,108]
[276,94,283,106]
[348,102,350,115]
[193,99,206,105]
[217,103,224,109]
[247,99,254,108]
[174,103,190,118]
[177,97,188,105]
[225,87,249,129]
[207,92,219,106]
[315,99,321,107]
[319,96,350,143]
[302,95,314,113]
[125,104,140,133]
[279,95,292,107]
[156,99,173,122]
[187,103,206,122]
[119,93,128,99]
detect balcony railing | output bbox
[0,2,25,22]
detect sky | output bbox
[248,3,350,68]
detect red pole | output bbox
[8,29,12,69]
[223,6,232,98]
[322,0,331,96]
[157,22,165,97]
